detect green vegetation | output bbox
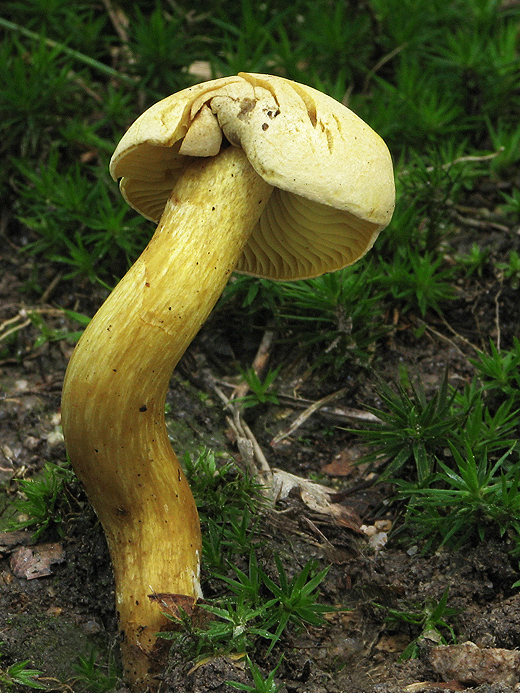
[378,589,458,660]
[355,368,520,553]
[234,367,281,408]
[161,552,331,659]
[398,442,520,552]
[168,451,333,660]
[2,0,519,305]
[182,449,265,572]
[9,462,76,539]
[0,644,46,690]
[472,339,520,402]
[354,370,463,483]
[2,0,520,685]
[73,649,120,693]
[28,310,90,348]
[228,655,284,693]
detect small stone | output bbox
[46,429,64,447]
[430,641,520,687]
[24,436,41,451]
[82,619,102,635]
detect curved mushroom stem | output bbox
[61,146,273,689]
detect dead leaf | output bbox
[322,447,365,477]
[0,530,33,553]
[148,592,197,621]
[270,469,363,532]
[10,543,64,580]
[375,633,411,653]
[404,683,466,692]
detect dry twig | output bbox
[230,329,275,401]
[270,387,348,448]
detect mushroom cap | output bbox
[110,73,395,280]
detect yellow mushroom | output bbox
[61,73,394,690]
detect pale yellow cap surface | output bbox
[110,73,395,280]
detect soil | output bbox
[1,194,520,693]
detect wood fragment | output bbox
[451,209,510,233]
[494,286,502,351]
[101,0,130,43]
[39,273,62,304]
[270,388,348,447]
[0,318,31,344]
[226,409,272,483]
[231,330,275,401]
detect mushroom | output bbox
[60,72,394,690]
